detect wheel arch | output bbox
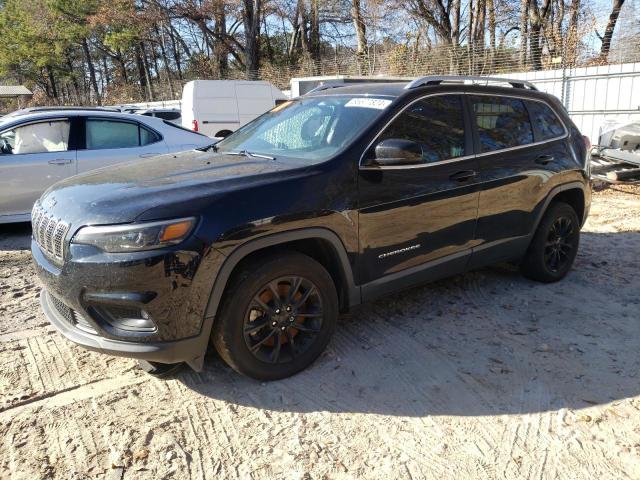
[214,129,234,138]
[532,182,588,234]
[203,228,360,322]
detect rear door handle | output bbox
[48,158,72,165]
[449,170,477,182]
[535,154,554,165]
[139,153,160,158]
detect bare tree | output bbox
[598,0,626,60]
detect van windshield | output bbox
[214,96,394,162]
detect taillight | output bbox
[192,119,199,132]
[582,135,592,175]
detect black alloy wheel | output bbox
[521,201,580,283]
[212,251,338,380]
[543,216,576,273]
[243,276,323,364]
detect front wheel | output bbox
[212,252,338,380]
[520,201,580,283]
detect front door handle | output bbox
[535,154,554,165]
[139,153,160,158]
[449,170,477,182]
[48,158,72,165]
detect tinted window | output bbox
[85,119,159,149]
[0,120,70,154]
[526,100,565,140]
[471,96,534,152]
[377,95,466,162]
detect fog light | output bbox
[89,305,157,333]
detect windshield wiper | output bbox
[227,150,275,160]
[198,143,218,152]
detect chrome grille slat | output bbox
[31,203,70,263]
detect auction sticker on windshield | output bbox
[345,98,392,109]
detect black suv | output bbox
[32,76,591,380]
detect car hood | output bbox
[38,149,309,226]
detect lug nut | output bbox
[272,321,277,327]
[275,308,281,314]
[280,326,286,331]
[289,316,295,322]
[286,306,292,312]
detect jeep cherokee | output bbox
[32,76,591,380]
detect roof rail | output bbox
[405,75,538,91]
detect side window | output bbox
[471,96,534,152]
[526,100,565,140]
[0,120,70,155]
[85,119,159,149]
[140,126,160,145]
[377,95,466,163]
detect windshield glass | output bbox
[215,96,394,162]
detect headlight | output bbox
[72,217,196,253]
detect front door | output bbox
[0,118,76,218]
[357,94,479,295]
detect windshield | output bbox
[215,96,394,162]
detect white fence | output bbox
[503,62,640,144]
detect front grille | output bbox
[49,294,97,335]
[32,203,70,263]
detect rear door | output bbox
[358,94,479,292]
[468,94,569,266]
[76,117,169,173]
[0,117,77,217]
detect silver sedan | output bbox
[0,110,214,223]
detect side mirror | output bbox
[372,138,424,166]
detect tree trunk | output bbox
[529,0,552,70]
[566,0,580,65]
[309,0,321,72]
[467,0,474,74]
[157,25,175,98]
[351,0,367,73]
[168,27,183,80]
[82,38,101,105]
[243,0,262,79]
[140,42,155,101]
[288,0,302,59]
[487,0,496,70]
[47,67,59,103]
[600,0,625,60]
[519,0,529,68]
[214,2,228,78]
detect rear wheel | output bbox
[212,252,338,380]
[520,201,580,282]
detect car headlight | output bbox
[72,217,197,253]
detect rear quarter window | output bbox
[526,100,565,140]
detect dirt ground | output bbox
[1,186,639,480]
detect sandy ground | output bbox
[0,186,639,480]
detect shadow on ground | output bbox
[0,223,31,251]
[178,231,640,417]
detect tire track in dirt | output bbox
[0,374,148,421]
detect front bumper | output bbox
[32,237,223,371]
[41,289,208,369]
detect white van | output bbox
[181,80,287,138]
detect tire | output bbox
[520,201,580,283]
[211,251,338,380]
